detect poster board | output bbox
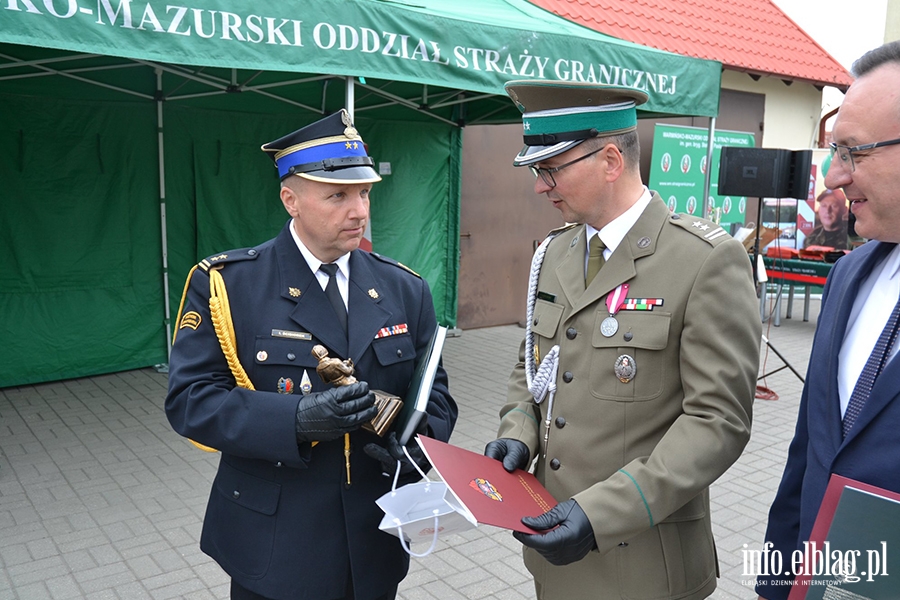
[648,124,755,226]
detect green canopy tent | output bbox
[0,0,722,387]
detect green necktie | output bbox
[586,234,606,286]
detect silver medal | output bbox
[615,354,637,383]
[600,316,619,337]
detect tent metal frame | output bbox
[0,49,521,359]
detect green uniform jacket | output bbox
[498,194,761,600]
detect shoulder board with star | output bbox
[546,223,578,238]
[540,223,579,249]
[197,247,260,272]
[370,252,422,278]
[667,214,732,246]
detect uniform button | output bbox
[533,318,539,325]
[549,458,561,470]
[618,542,629,547]
[287,352,296,361]
[555,417,566,428]
[396,349,403,357]
[623,332,633,342]
[562,371,573,383]
[566,327,577,340]
[233,490,241,499]
[248,249,257,256]
[275,462,283,467]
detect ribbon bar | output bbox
[375,323,409,339]
[621,298,664,311]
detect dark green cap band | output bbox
[522,105,637,138]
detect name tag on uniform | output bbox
[271,329,312,340]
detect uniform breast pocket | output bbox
[252,337,318,394]
[372,333,416,367]
[532,299,564,341]
[590,311,670,401]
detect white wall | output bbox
[887,0,900,41]
[722,70,823,149]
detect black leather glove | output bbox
[364,417,431,476]
[484,438,530,472]
[295,382,377,444]
[514,499,597,566]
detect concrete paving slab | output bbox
[0,296,820,599]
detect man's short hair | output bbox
[852,40,900,77]
[582,131,641,171]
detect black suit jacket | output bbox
[166,222,457,600]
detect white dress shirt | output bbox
[584,186,652,277]
[838,244,900,416]
[288,222,350,308]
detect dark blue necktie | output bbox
[842,293,900,438]
[319,263,348,334]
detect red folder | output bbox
[416,436,559,533]
[788,474,900,599]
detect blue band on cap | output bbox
[276,140,368,179]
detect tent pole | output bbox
[702,117,717,220]
[157,68,173,362]
[346,76,355,120]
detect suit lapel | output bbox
[347,251,392,364]
[839,242,900,448]
[826,266,863,450]
[555,225,588,310]
[566,196,667,319]
[274,226,350,357]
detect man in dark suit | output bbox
[757,40,900,599]
[165,110,457,600]
[484,80,761,599]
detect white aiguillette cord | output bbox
[525,235,561,459]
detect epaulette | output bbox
[667,213,732,247]
[370,252,421,278]
[539,222,578,248]
[197,248,260,272]
[546,223,578,237]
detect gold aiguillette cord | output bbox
[344,433,352,485]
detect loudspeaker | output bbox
[718,147,812,199]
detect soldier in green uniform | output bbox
[485,80,761,600]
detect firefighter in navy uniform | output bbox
[165,110,457,600]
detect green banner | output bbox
[0,0,722,118]
[648,124,755,225]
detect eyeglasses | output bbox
[529,147,604,188]
[829,137,900,172]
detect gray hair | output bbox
[852,40,900,77]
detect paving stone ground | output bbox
[0,292,818,599]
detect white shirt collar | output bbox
[884,244,900,281]
[585,186,652,255]
[288,220,350,278]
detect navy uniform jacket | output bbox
[165,222,457,600]
[757,241,900,600]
